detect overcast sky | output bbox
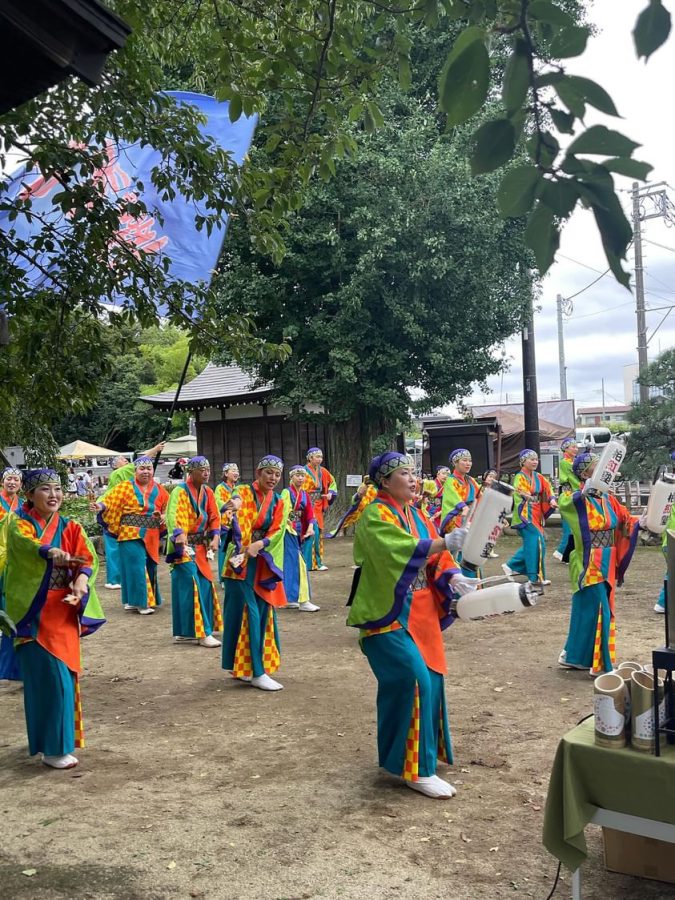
[461,0,675,413]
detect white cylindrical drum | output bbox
[461,482,514,571]
[583,440,626,495]
[455,581,536,621]
[644,475,675,534]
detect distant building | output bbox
[577,405,631,426]
[141,363,329,484]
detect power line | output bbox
[644,237,675,254]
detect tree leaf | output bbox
[549,107,575,134]
[228,95,242,123]
[503,39,530,115]
[550,26,589,58]
[398,55,412,92]
[439,40,490,126]
[554,79,586,118]
[525,202,560,274]
[564,76,620,116]
[540,179,579,218]
[567,125,640,157]
[497,165,541,217]
[366,101,385,129]
[471,119,516,174]
[602,157,653,180]
[633,0,672,60]
[528,0,574,26]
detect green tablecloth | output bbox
[543,718,675,871]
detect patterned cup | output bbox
[630,671,665,753]
[594,672,626,748]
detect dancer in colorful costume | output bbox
[302,447,337,571]
[98,442,165,589]
[553,437,579,564]
[348,452,475,799]
[280,465,319,611]
[0,467,23,681]
[327,477,377,539]
[440,449,480,576]
[215,462,240,585]
[3,469,105,768]
[504,449,556,586]
[96,457,169,615]
[655,502,675,614]
[557,451,640,675]
[166,456,222,648]
[221,455,288,691]
[425,465,449,524]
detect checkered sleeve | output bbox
[101,481,134,536]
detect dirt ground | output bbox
[1,528,673,900]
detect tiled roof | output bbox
[141,363,272,410]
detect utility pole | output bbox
[556,293,572,401]
[601,378,606,421]
[631,181,674,404]
[556,294,567,401]
[522,292,540,455]
[632,182,649,404]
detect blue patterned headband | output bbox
[257,455,284,472]
[573,451,598,478]
[2,467,22,480]
[186,456,210,472]
[436,465,450,475]
[289,464,306,475]
[306,447,322,459]
[368,452,414,486]
[449,448,471,467]
[222,462,238,473]
[520,449,538,463]
[560,437,577,451]
[134,455,154,467]
[23,468,60,492]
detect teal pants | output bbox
[119,539,161,610]
[304,527,323,570]
[563,582,613,673]
[556,519,573,555]
[221,560,280,677]
[17,642,75,756]
[361,628,452,779]
[507,523,546,581]
[103,530,121,584]
[171,561,216,637]
[657,574,667,610]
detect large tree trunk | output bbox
[325,407,396,525]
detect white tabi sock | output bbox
[251,674,283,691]
[42,753,79,769]
[405,775,457,799]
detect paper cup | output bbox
[594,672,626,748]
[630,671,665,753]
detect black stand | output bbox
[653,579,675,756]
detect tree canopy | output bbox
[623,349,675,480]
[213,72,534,477]
[0,0,671,456]
[51,325,203,452]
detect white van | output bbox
[576,427,612,448]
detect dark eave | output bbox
[0,0,131,114]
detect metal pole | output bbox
[522,292,540,455]
[632,182,650,404]
[601,378,606,421]
[153,350,192,472]
[556,293,567,401]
